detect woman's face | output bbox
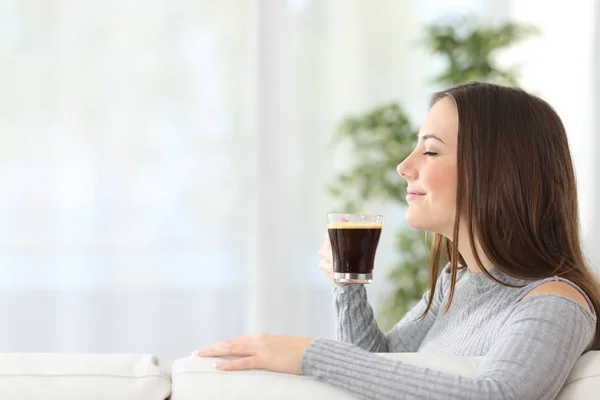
[397,96,458,237]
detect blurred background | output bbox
[0,0,598,368]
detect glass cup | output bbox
[327,213,384,284]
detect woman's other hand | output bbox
[192,334,313,375]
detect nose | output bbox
[397,157,415,181]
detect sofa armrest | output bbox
[0,353,171,400]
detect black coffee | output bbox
[328,222,382,275]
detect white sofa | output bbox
[1,351,599,399]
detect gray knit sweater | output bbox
[301,266,596,400]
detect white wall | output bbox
[504,0,599,270]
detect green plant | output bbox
[426,16,539,86]
[328,16,538,330]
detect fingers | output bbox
[319,261,333,281]
[319,266,333,280]
[319,231,334,281]
[318,259,332,271]
[194,337,254,358]
[319,233,332,261]
[215,356,260,371]
[318,247,332,262]
[323,232,332,248]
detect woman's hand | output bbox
[192,334,314,375]
[318,232,335,281]
[319,231,348,286]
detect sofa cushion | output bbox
[0,353,171,400]
[172,351,600,400]
[170,353,478,400]
[171,356,354,400]
[556,350,600,399]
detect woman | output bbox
[192,82,600,399]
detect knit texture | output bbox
[301,267,596,400]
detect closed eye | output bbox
[423,151,438,157]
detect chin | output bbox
[404,210,449,235]
[404,211,429,231]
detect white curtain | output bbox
[1,0,596,369]
[0,0,436,367]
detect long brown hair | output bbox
[421,81,600,349]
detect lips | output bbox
[406,189,425,201]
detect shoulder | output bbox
[506,278,597,352]
[524,279,592,313]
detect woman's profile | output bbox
[195,82,600,400]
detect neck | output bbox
[447,223,495,274]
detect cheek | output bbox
[422,164,457,206]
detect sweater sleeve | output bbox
[304,294,596,400]
[334,269,448,353]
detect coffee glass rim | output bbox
[327,212,384,218]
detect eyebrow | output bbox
[420,134,445,144]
